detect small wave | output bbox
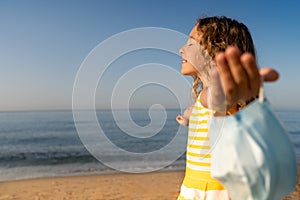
[290,131,300,135]
[0,152,97,168]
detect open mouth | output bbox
[182,59,187,64]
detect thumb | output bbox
[260,67,279,82]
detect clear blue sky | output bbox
[1,0,299,111]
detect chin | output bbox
[181,70,194,76]
[181,69,188,75]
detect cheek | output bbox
[182,46,202,71]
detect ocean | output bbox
[0,109,299,181]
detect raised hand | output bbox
[203,46,279,115]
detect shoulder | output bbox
[191,93,214,117]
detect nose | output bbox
[179,46,184,55]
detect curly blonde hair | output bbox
[191,16,256,101]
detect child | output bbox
[177,16,278,199]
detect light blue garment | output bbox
[209,97,297,200]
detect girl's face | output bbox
[180,26,201,76]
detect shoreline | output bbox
[0,167,299,200]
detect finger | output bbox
[176,115,183,121]
[240,52,260,99]
[225,46,249,90]
[215,52,237,106]
[259,67,279,82]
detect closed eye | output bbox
[187,38,198,46]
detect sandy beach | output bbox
[0,167,299,200]
[0,170,185,200]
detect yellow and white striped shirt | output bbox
[178,96,227,199]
